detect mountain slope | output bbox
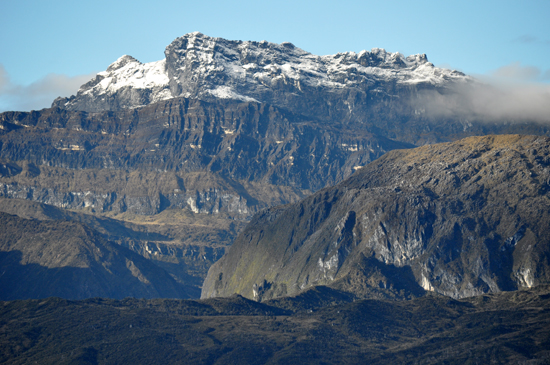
[202,135,550,300]
[0,212,196,300]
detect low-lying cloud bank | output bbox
[413,63,550,123]
[414,81,550,123]
[0,65,96,113]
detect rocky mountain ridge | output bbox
[202,135,550,300]
[50,32,550,148]
[53,32,468,114]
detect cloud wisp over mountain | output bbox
[413,62,550,124]
[0,65,96,112]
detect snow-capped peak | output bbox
[106,55,141,72]
[54,32,471,113]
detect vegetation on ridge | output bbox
[1,285,549,364]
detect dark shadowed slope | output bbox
[0,212,197,300]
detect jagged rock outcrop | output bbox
[202,135,550,300]
[53,32,466,116]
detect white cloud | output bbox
[0,64,96,112]
[490,62,545,82]
[411,62,550,124]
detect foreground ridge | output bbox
[203,135,550,300]
[1,286,549,364]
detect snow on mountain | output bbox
[94,55,170,97]
[53,32,470,112]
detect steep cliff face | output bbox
[202,135,550,300]
[0,97,411,217]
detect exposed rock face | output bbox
[202,135,550,300]
[53,32,466,116]
[0,98,410,217]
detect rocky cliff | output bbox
[0,97,410,218]
[202,135,550,300]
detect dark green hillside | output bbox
[1,286,549,364]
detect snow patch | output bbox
[420,274,434,291]
[207,86,259,103]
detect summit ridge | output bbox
[53,32,470,114]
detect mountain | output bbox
[2,32,547,219]
[52,32,464,113]
[52,32,549,145]
[1,33,549,300]
[202,135,550,300]
[52,32,464,117]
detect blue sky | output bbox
[1,0,549,112]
